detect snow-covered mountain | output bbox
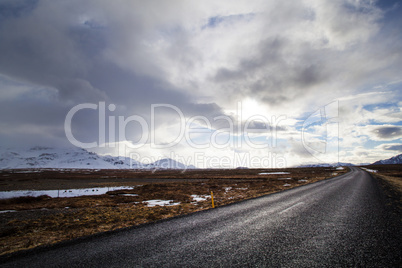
[101,154,146,169]
[297,162,354,168]
[372,154,402,165]
[143,158,196,170]
[0,147,194,170]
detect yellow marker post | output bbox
[211,191,215,208]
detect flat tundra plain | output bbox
[0,165,399,258]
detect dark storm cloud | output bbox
[206,0,401,112]
[382,144,402,151]
[203,13,255,29]
[372,126,402,140]
[0,1,107,103]
[376,0,401,9]
[212,36,329,106]
[0,0,38,20]
[0,0,230,147]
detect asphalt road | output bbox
[1,167,401,267]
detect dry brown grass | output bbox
[362,164,402,210]
[360,164,401,216]
[360,164,402,194]
[376,174,402,194]
[0,167,348,256]
[0,205,203,255]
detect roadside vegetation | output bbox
[363,164,402,212]
[0,167,348,256]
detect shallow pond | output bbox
[0,186,134,199]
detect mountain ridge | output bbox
[297,162,355,168]
[372,154,402,165]
[0,146,195,170]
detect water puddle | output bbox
[0,186,134,199]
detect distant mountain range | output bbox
[297,154,402,168]
[297,162,355,168]
[0,147,195,170]
[2,146,400,170]
[372,154,402,165]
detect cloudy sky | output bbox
[0,0,401,168]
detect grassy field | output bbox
[0,167,348,256]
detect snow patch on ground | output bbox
[11,170,43,173]
[277,178,292,180]
[360,167,377,173]
[0,210,17,213]
[191,195,210,202]
[143,200,180,207]
[259,172,290,175]
[336,167,344,170]
[283,183,291,187]
[0,186,134,199]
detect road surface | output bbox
[1,167,401,267]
